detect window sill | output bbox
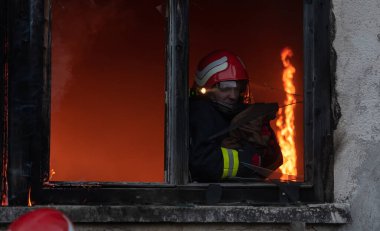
[0,203,350,224]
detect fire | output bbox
[276,47,297,180]
[49,168,56,181]
[28,187,32,207]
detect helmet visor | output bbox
[216,80,247,94]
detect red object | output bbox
[251,153,261,167]
[8,208,74,231]
[261,125,271,136]
[195,50,249,88]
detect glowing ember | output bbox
[1,194,8,206]
[49,168,56,181]
[276,47,297,180]
[28,187,32,207]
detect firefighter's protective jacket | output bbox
[189,97,283,182]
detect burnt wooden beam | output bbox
[303,0,335,203]
[0,0,7,204]
[166,0,189,185]
[32,185,316,205]
[40,0,51,186]
[303,0,315,187]
[312,0,334,202]
[7,0,45,205]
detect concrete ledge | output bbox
[0,203,350,224]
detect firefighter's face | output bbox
[209,81,246,106]
[211,87,240,105]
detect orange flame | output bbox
[276,47,297,180]
[49,168,56,181]
[28,187,32,207]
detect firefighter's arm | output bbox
[189,100,225,181]
[189,101,259,181]
[191,136,263,180]
[190,138,261,181]
[220,144,263,179]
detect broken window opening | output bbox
[188,0,304,183]
[0,0,9,206]
[49,0,166,183]
[3,0,333,206]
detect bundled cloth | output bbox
[222,103,283,170]
[222,103,278,148]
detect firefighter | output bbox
[189,50,283,182]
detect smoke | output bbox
[50,0,166,182]
[51,36,71,111]
[52,0,133,109]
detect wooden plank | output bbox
[0,0,7,205]
[31,186,316,205]
[7,0,45,205]
[40,0,52,189]
[166,0,189,185]
[312,0,334,202]
[303,0,315,186]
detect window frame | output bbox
[0,0,6,204]
[3,0,334,206]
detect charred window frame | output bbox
[3,0,334,206]
[0,0,6,205]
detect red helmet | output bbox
[8,208,74,231]
[195,50,249,88]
